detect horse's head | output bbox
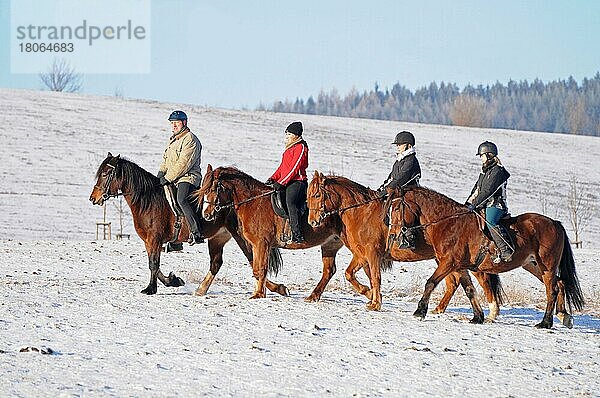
[307,171,338,227]
[90,152,122,206]
[199,164,232,221]
[385,188,418,252]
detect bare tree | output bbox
[450,95,489,127]
[39,58,82,92]
[566,175,596,247]
[112,196,131,239]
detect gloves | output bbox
[466,203,476,212]
[157,171,165,179]
[265,178,274,186]
[272,182,283,191]
[376,188,387,198]
[159,176,170,186]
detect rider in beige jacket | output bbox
[157,110,204,244]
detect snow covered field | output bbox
[1,89,599,396]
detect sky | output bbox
[1,0,599,109]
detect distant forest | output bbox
[264,73,600,136]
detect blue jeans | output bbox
[485,207,505,228]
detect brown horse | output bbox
[198,165,350,301]
[89,153,288,296]
[387,186,584,328]
[307,172,503,323]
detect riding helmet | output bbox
[168,110,188,121]
[285,121,303,136]
[392,131,415,146]
[476,141,498,157]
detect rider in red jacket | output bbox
[266,121,309,243]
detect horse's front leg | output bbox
[195,232,229,296]
[432,272,460,314]
[414,258,454,320]
[343,256,372,300]
[305,239,343,302]
[365,251,383,311]
[249,242,269,299]
[141,242,161,295]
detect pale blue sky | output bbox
[1,0,599,108]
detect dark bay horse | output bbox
[89,153,288,296]
[198,165,348,301]
[387,186,584,328]
[307,172,503,323]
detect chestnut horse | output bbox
[89,153,288,296]
[198,165,353,301]
[307,172,503,323]
[387,186,584,328]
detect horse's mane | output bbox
[216,166,267,190]
[96,157,166,213]
[408,186,465,213]
[324,175,377,202]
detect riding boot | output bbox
[398,227,416,250]
[490,225,513,263]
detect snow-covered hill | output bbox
[1,89,599,397]
[0,88,598,243]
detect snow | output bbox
[1,88,599,396]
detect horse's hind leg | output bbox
[306,239,343,302]
[470,271,500,323]
[141,241,162,295]
[522,262,571,327]
[457,271,484,324]
[432,272,460,314]
[536,270,559,329]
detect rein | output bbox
[310,183,381,224]
[208,181,275,212]
[388,196,471,231]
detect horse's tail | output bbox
[380,258,393,272]
[488,273,506,306]
[555,221,585,312]
[267,248,283,277]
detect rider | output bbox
[465,141,513,263]
[378,130,421,249]
[157,110,204,245]
[266,121,309,244]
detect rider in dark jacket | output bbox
[378,130,421,249]
[466,141,513,262]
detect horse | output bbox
[89,153,288,297]
[386,186,584,328]
[306,171,504,323]
[197,165,351,301]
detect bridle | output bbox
[309,181,382,226]
[93,158,129,202]
[204,179,274,215]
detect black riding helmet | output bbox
[476,141,498,157]
[392,131,415,146]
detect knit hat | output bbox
[285,121,303,136]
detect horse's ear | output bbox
[313,170,320,179]
[319,172,325,180]
[206,164,213,174]
[116,154,120,159]
[108,151,113,157]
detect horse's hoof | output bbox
[249,293,265,299]
[534,321,552,329]
[304,294,320,303]
[557,313,574,329]
[413,310,426,320]
[483,317,495,324]
[194,287,207,296]
[140,286,157,295]
[470,316,484,324]
[366,302,381,311]
[278,285,290,297]
[168,273,185,287]
[431,307,444,314]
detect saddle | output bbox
[270,190,308,243]
[472,209,516,266]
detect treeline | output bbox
[264,73,600,136]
